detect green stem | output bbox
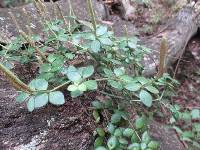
[50,81,71,92]
[99,91,124,99]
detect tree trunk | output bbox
[141,5,199,76]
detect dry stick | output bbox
[173,46,186,79]
[157,38,168,78]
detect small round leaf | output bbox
[27,97,35,112]
[139,90,153,107]
[49,91,65,105]
[34,93,48,108]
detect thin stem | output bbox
[99,91,124,100]
[128,120,142,142]
[50,81,71,92]
[95,78,109,82]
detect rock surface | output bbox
[0,0,107,43]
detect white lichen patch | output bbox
[13,130,48,150]
[0,17,5,21]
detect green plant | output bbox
[92,99,160,150]
[170,105,200,149]
[1,12,175,111]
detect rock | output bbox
[149,120,186,150]
[111,16,138,37]
[0,0,107,43]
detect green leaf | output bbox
[135,116,146,129]
[111,113,121,124]
[103,68,113,77]
[123,128,134,138]
[139,90,153,107]
[96,26,108,36]
[142,131,151,143]
[95,146,107,150]
[148,141,159,149]
[99,37,113,45]
[57,33,68,41]
[34,93,48,108]
[119,138,128,145]
[131,133,139,143]
[94,137,104,148]
[181,112,191,121]
[82,65,94,78]
[128,143,140,150]
[140,143,147,150]
[191,109,200,119]
[137,77,149,85]
[125,82,141,92]
[78,83,87,91]
[128,41,137,49]
[182,131,194,139]
[84,80,98,90]
[49,91,65,105]
[29,79,48,90]
[71,90,83,97]
[16,92,29,103]
[39,63,51,73]
[114,128,123,137]
[145,85,159,94]
[93,110,100,123]
[92,101,104,109]
[67,84,78,91]
[193,141,200,149]
[107,136,118,150]
[109,80,123,90]
[107,123,116,134]
[66,66,82,82]
[96,128,105,137]
[47,54,57,63]
[91,40,101,53]
[27,97,34,112]
[114,67,125,76]
[120,75,134,82]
